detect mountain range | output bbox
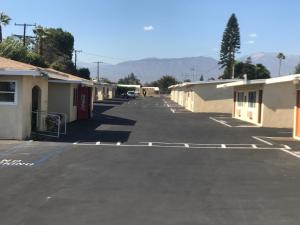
[78,52,300,83]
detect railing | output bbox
[31,111,67,138]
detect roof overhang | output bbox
[217,79,266,88]
[0,69,41,76]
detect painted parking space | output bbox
[209,116,260,128]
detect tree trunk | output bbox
[0,25,2,43]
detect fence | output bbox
[31,111,67,138]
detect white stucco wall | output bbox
[0,75,48,140]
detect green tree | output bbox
[233,61,270,80]
[33,25,48,56]
[295,62,300,74]
[219,13,241,79]
[77,68,90,79]
[0,12,11,43]
[36,28,76,73]
[118,73,141,85]
[151,75,178,94]
[277,52,285,76]
[0,38,47,67]
[199,75,204,81]
[255,63,271,79]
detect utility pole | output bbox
[14,23,36,46]
[74,49,82,70]
[93,61,104,82]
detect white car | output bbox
[127,91,136,98]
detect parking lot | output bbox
[1,96,300,225]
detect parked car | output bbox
[127,91,136,98]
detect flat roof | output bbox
[217,74,300,88]
[217,79,266,88]
[168,79,240,89]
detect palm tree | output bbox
[277,52,286,76]
[0,12,11,43]
[33,25,48,56]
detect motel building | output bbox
[0,57,93,140]
[93,82,117,101]
[217,74,300,140]
[169,80,237,113]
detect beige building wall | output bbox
[234,82,295,128]
[48,83,78,122]
[0,75,48,140]
[262,82,295,128]
[192,84,233,113]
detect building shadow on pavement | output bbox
[36,101,136,143]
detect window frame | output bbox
[0,80,17,106]
[237,92,244,107]
[248,91,257,108]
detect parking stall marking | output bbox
[72,141,290,151]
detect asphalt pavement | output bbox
[1,96,300,225]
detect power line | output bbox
[14,23,36,46]
[81,51,130,62]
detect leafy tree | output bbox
[0,12,11,43]
[233,61,270,80]
[255,63,271,79]
[77,68,90,79]
[183,79,191,82]
[150,75,178,94]
[277,52,285,76]
[118,73,141,85]
[219,13,241,79]
[33,25,48,56]
[35,27,76,73]
[295,62,300,74]
[199,75,204,81]
[50,56,76,74]
[0,38,47,67]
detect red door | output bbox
[77,86,91,120]
[296,90,300,137]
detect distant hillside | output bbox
[78,53,300,83]
[79,57,222,83]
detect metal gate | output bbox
[31,111,67,138]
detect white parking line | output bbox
[282,144,291,150]
[209,117,232,127]
[252,136,273,146]
[252,144,258,149]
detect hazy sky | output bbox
[1,0,300,64]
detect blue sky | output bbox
[1,0,300,64]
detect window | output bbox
[0,81,16,104]
[248,91,257,108]
[237,92,244,107]
[73,88,78,106]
